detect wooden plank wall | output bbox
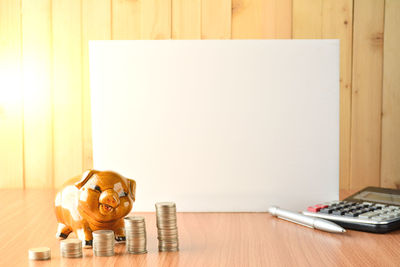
[0,0,398,190]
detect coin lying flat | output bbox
[124,216,147,254]
[28,247,51,260]
[155,202,179,252]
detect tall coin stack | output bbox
[124,216,147,254]
[156,202,179,252]
[60,239,82,258]
[93,230,115,257]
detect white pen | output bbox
[268,206,346,233]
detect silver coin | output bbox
[159,247,179,252]
[157,230,178,234]
[94,251,115,257]
[93,230,114,237]
[60,238,82,246]
[127,249,148,254]
[156,202,176,207]
[62,254,83,258]
[28,247,51,260]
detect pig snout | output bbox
[99,189,120,208]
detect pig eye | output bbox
[92,185,101,192]
[119,191,128,198]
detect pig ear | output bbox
[127,179,136,201]
[75,170,96,189]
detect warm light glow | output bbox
[22,57,51,112]
[0,57,50,115]
[0,61,22,108]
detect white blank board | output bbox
[89,40,339,212]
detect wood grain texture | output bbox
[172,0,201,39]
[52,0,83,188]
[141,0,172,39]
[293,0,322,38]
[82,0,112,172]
[232,0,292,39]
[21,0,53,188]
[321,0,353,190]
[0,0,24,188]
[350,0,384,190]
[293,0,354,190]
[381,0,400,189]
[112,0,141,40]
[275,0,292,38]
[201,0,231,39]
[2,189,400,266]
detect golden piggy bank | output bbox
[55,170,136,247]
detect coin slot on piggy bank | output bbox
[54,170,136,248]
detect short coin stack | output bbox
[28,247,51,260]
[60,239,82,258]
[156,202,179,252]
[93,230,115,257]
[124,216,147,254]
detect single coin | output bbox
[156,202,176,208]
[93,230,114,237]
[60,239,82,247]
[125,216,145,221]
[159,247,179,252]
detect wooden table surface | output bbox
[1,190,400,266]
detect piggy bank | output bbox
[55,169,136,247]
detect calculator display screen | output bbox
[353,191,400,205]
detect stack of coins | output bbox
[124,216,147,254]
[93,230,115,257]
[156,202,179,252]
[60,239,82,258]
[28,247,51,260]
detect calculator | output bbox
[302,187,400,233]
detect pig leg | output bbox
[56,223,72,239]
[114,219,126,242]
[77,224,93,248]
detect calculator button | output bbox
[307,206,321,212]
[382,207,395,212]
[374,210,385,216]
[332,210,345,216]
[319,208,332,214]
[371,216,385,222]
[359,208,370,214]
[379,215,393,220]
[386,213,397,218]
[389,206,400,210]
[344,212,359,217]
[359,212,379,219]
[362,202,373,206]
[375,204,387,208]
[393,211,400,217]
